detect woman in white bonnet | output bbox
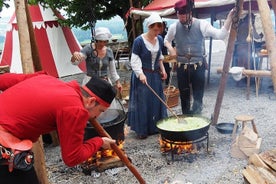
[71,27,122,90]
[128,13,168,139]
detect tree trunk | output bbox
[271,0,276,28]
[25,3,42,71]
[124,0,144,49]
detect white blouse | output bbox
[131,34,164,78]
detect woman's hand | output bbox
[115,81,122,92]
[71,52,86,64]
[139,73,147,84]
[161,71,167,80]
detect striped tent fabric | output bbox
[0,4,86,77]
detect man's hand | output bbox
[101,137,116,150]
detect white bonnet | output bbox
[145,13,163,27]
[95,27,112,41]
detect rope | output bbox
[246,0,259,93]
[89,7,98,58]
[246,0,253,70]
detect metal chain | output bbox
[90,20,98,59]
[232,0,241,29]
[90,21,96,43]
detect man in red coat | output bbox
[0,71,116,184]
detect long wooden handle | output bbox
[145,83,179,120]
[89,119,146,184]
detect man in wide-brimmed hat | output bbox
[0,71,116,183]
[164,0,235,114]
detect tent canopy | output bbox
[0,4,85,78]
[129,0,271,20]
[128,0,272,84]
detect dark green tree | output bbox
[31,0,150,46]
[0,0,150,46]
[0,0,11,17]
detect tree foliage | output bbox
[0,0,11,17]
[0,0,150,28]
[28,0,150,30]
[0,0,151,45]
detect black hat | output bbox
[174,0,193,14]
[83,77,116,107]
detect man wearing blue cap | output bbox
[165,0,235,114]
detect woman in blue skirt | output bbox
[128,13,168,139]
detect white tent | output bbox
[0,4,86,78]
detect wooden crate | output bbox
[164,86,179,108]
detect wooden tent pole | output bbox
[212,0,244,125]
[14,0,33,74]
[271,0,276,29]
[25,3,42,71]
[13,0,49,183]
[256,0,276,94]
[207,9,215,84]
[129,0,136,39]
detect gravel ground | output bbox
[45,45,276,184]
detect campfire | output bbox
[159,133,209,162]
[81,140,126,174]
[159,138,195,154]
[82,108,128,174]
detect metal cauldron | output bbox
[84,100,126,141]
[156,115,210,142]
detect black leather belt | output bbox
[177,61,204,70]
[142,67,160,73]
[87,73,108,80]
[177,55,203,63]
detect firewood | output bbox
[96,157,125,172]
[242,165,267,184]
[256,166,276,184]
[259,149,276,171]
[238,127,258,148]
[249,153,271,170]
[231,137,247,159]
[240,138,262,157]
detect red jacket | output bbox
[0,72,103,167]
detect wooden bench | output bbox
[217,67,271,99]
